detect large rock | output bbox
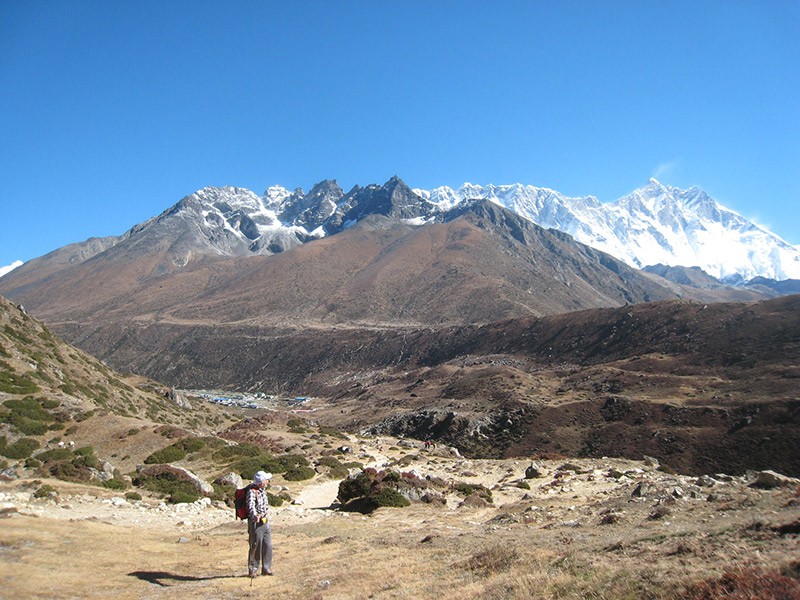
[137,464,214,496]
[525,463,545,479]
[215,472,244,489]
[754,470,800,489]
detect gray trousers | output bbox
[248,518,273,573]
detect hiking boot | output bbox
[262,569,273,576]
[248,570,258,578]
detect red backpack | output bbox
[234,484,254,519]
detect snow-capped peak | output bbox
[415,180,799,281]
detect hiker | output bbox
[246,470,273,578]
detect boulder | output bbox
[215,472,244,489]
[525,463,545,479]
[754,470,800,489]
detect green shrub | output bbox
[72,446,100,469]
[0,365,40,394]
[1,437,40,459]
[25,457,42,469]
[213,444,262,461]
[8,415,48,435]
[267,492,284,507]
[102,479,128,490]
[317,456,344,468]
[35,448,74,462]
[144,445,187,464]
[283,466,315,481]
[33,484,57,498]
[328,465,350,479]
[47,460,90,482]
[169,490,199,504]
[370,487,410,508]
[177,437,206,454]
[133,472,200,504]
[338,469,376,503]
[125,491,142,501]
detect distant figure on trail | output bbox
[246,471,273,578]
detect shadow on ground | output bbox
[128,571,242,587]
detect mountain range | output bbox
[1,176,799,476]
[4,176,798,285]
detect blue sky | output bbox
[1,1,798,271]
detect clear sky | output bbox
[1,1,798,271]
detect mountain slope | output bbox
[0,200,687,328]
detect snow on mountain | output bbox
[34,177,792,283]
[158,179,800,281]
[0,260,23,278]
[417,179,800,282]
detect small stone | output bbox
[177,537,190,543]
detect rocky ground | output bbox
[2,438,799,599]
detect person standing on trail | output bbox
[247,470,273,578]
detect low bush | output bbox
[144,444,186,464]
[683,566,800,599]
[370,487,410,508]
[33,484,57,499]
[35,448,74,462]
[102,478,127,490]
[337,468,429,513]
[0,437,40,459]
[213,443,262,461]
[125,491,142,501]
[283,466,315,481]
[452,482,493,502]
[133,472,200,504]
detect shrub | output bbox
[0,366,40,394]
[169,490,199,504]
[317,456,343,468]
[177,437,206,454]
[35,448,74,462]
[453,482,493,502]
[328,465,350,479]
[267,492,284,507]
[72,446,100,470]
[102,479,127,490]
[370,487,410,508]
[144,445,187,464]
[338,469,375,503]
[213,444,262,461]
[133,472,200,504]
[1,437,40,459]
[683,567,800,599]
[283,466,315,481]
[33,484,57,499]
[125,491,142,501]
